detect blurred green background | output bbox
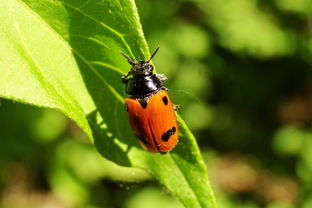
[1,0,312,207]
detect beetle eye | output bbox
[146,65,154,71]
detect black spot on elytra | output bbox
[135,134,149,144]
[125,103,128,112]
[161,126,176,142]
[138,98,148,109]
[162,96,168,105]
[153,135,167,154]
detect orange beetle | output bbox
[120,47,178,153]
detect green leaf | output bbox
[0,0,217,207]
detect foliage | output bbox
[1,0,312,207]
[0,0,216,207]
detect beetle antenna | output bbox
[120,51,136,65]
[146,46,160,63]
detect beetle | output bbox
[120,47,178,153]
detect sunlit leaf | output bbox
[0,0,217,207]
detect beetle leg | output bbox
[155,74,167,82]
[121,71,133,83]
[161,86,168,91]
[173,104,180,111]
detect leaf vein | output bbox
[14,0,124,106]
[59,1,135,59]
[71,50,124,103]
[66,34,111,50]
[90,61,123,74]
[13,0,88,118]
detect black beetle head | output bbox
[120,47,159,75]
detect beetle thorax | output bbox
[131,61,154,76]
